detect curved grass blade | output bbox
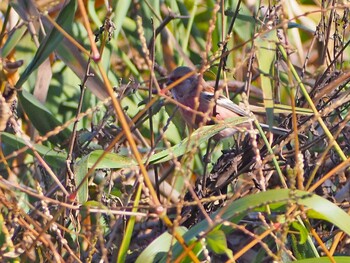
[135,227,187,263]
[1,132,66,168]
[164,189,350,262]
[149,116,250,164]
[86,116,250,169]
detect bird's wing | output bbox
[201,91,249,117]
[201,92,292,136]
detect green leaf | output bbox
[207,229,233,258]
[18,90,71,145]
[117,183,142,263]
[15,0,77,88]
[0,210,15,260]
[256,29,278,129]
[255,103,313,115]
[291,221,308,244]
[0,132,66,168]
[113,0,132,39]
[164,189,350,262]
[83,200,105,207]
[74,155,89,203]
[1,24,27,58]
[287,22,314,33]
[116,48,142,78]
[86,116,250,169]
[136,227,188,263]
[149,116,250,164]
[87,0,102,27]
[291,257,350,263]
[289,232,316,260]
[87,150,137,169]
[55,38,109,100]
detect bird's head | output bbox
[167,66,200,98]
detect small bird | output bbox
[167,66,288,140]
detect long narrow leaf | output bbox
[165,189,350,262]
[149,116,250,164]
[74,155,89,203]
[86,116,250,169]
[15,0,77,88]
[256,30,278,129]
[0,132,66,168]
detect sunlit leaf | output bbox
[86,116,250,169]
[117,183,142,263]
[87,150,137,169]
[136,227,188,263]
[149,116,250,164]
[291,221,308,245]
[207,229,233,259]
[165,189,350,262]
[74,155,89,203]
[293,257,350,263]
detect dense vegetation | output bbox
[0,0,349,262]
